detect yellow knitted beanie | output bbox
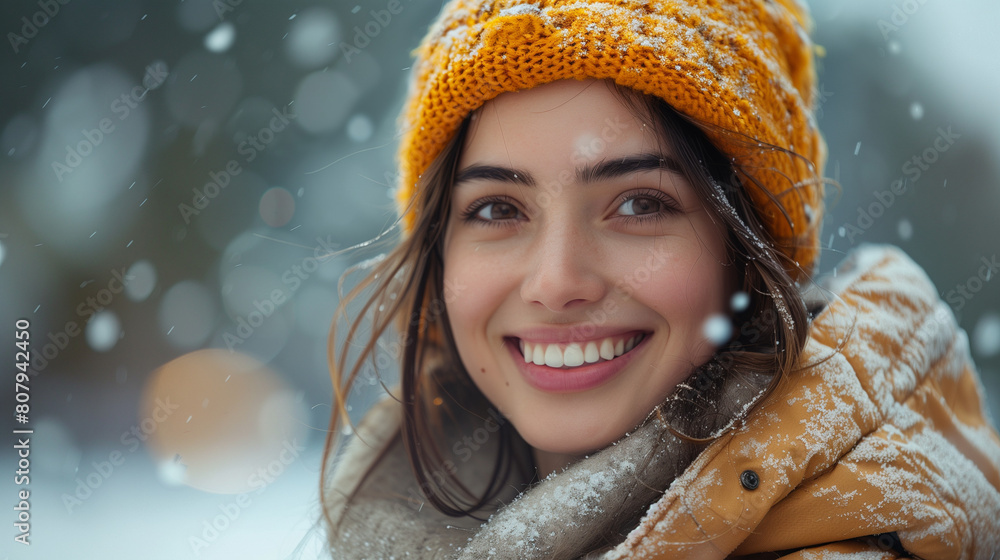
[395,0,827,279]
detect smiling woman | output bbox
[320,0,1000,558]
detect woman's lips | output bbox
[504,333,650,393]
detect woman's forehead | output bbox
[460,80,666,166]
[474,79,641,123]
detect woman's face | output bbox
[442,79,734,459]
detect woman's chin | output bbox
[517,424,617,461]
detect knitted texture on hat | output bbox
[395,0,827,279]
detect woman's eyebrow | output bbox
[580,153,683,184]
[454,153,683,188]
[454,165,535,187]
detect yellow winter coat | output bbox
[326,245,1000,558]
[612,245,1000,559]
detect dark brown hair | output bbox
[320,79,816,538]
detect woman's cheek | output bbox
[443,249,499,337]
[631,244,728,329]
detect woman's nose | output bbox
[519,222,608,312]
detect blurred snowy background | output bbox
[0,0,998,558]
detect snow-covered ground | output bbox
[1,446,328,560]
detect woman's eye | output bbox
[617,196,664,216]
[613,190,681,225]
[475,201,520,221]
[458,196,523,226]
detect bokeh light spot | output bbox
[204,22,236,53]
[86,310,122,352]
[259,187,296,227]
[159,281,216,348]
[293,71,359,134]
[974,313,1000,358]
[702,314,732,346]
[125,259,157,302]
[140,349,307,494]
[346,114,374,143]
[285,7,340,68]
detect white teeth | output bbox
[599,339,615,360]
[520,334,647,368]
[544,345,564,368]
[563,344,584,367]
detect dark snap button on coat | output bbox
[740,469,760,490]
